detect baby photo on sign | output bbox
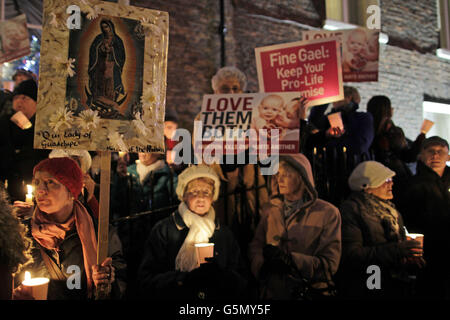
[251,93,301,140]
[66,14,145,120]
[342,28,379,73]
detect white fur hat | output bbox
[176,165,221,201]
[49,149,92,174]
[348,161,395,191]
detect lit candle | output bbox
[22,271,49,300]
[25,185,33,203]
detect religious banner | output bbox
[196,92,303,156]
[0,14,31,64]
[34,0,169,153]
[255,38,344,107]
[302,28,379,82]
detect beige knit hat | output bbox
[348,161,395,191]
[176,165,221,201]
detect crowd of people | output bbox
[0,66,449,301]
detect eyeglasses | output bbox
[219,85,241,94]
[424,149,448,157]
[186,190,213,198]
[385,178,393,183]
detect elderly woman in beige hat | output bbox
[338,161,425,299]
[137,165,247,300]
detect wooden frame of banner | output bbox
[95,151,111,299]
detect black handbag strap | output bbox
[39,248,66,281]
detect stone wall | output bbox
[132,0,450,139]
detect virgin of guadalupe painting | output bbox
[66,14,145,120]
[35,0,168,154]
[86,18,128,114]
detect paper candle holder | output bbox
[195,243,214,266]
[22,272,49,300]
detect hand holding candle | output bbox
[15,271,49,300]
[420,119,434,134]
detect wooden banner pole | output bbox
[95,151,111,299]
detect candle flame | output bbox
[25,271,31,281]
[26,184,33,194]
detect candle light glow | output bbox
[25,185,33,203]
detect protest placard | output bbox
[0,14,31,64]
[34,0,169,154]
[196,92,303,156]
[255,38,343,107]
[303,28,379,82]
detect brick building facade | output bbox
[133,0,450,140]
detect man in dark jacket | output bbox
[399,136,450,298]
[0,79,49,202]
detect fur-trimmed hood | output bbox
[0,187,32,274]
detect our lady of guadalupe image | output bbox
[66,15,145,120]
[86,18,127,115]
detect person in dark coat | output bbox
[305,86,374,161]
[366,95,425,205]
[338,161,425,299]
[0,79,49,202]
[12,157,126,300]
[398,136,450,298]
[138,165,247,300]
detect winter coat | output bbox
[370,123,425,206]
[137,209,247,300]
[16,216,127,300]
[398,161,450,298]
[126,162,178,213]
[305,103,375,160]
[338,191,415,298]
[212,162,269,258]
[249,154,341,299]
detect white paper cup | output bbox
[406,233,424,256]
[195,243,214,266]
[420,119,434,134]
[327,112,344,130]
[10,111,32,130]
[22,277,49,300]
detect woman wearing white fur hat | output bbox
[137,165,247,300]
[337,161,425,299]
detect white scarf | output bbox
[175,202,216,272]
[136,160,165,185]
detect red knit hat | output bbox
[33,157,84,198]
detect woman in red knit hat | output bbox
[12,157,126,300]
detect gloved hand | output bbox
[185,258,221,285]
[402,256,426,269]
[262,244,295,275]
[397,239,423,258]
[184,258,224,300]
